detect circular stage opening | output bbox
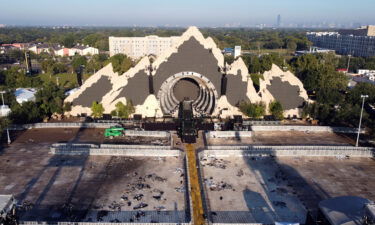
[173,78,200,102]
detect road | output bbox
[186,143,205,225]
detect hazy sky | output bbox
[1,0,375,26]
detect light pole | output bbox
[356,95,368,147]
[0,91,11,145]
[346,54,351,73]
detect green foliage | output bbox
[71,55,87,70]
[1,67,42,88]
[0,117,10,139]
[108,54,133,75]
[250,73,264,92]
[35,82,65,116]
[291,54,348,105]
[10,101,42,124]
[86,54,109,73]
[224,55,235,64]
[91,101,104,118]
[269,101,284,120]
[239,101,265,118]
[63,102,72,112]
[247,53,284,74]
[111,101,135,118]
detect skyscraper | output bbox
[277,14,281,28]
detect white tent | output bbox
[15,88,37,104]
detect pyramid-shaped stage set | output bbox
[65,27,308,118]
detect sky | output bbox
[0,0,375,27]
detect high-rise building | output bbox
[307,25,375,57]
[277,14,281,28]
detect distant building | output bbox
[109,35,180,58]
[295,46,335,56]
[69,44,99,56]
[234,46,242,58]
[222,46,242,58]
[307,25,375,57]
[277,14,281,27]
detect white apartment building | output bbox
[109,35,180,58]
[307,26,375,57]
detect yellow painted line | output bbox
[186,143,205,225]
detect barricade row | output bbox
[250,125,362,133]
[205,131,252,138]
[201,147,374,158]
[9,122,120,130]
[123,130,170,138]
[207,145,374,151]
[50,148,183,157]
[51,143,171,150]
[20,222,191,225]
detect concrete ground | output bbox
[10,128,170,146]
[277,157,375,217]
[0,129,187,223]
[200,156,307,224]
[207,131,354,146]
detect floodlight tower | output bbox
[356,95,369,147]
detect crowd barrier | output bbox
[123,130,170,138]
[8,122,119,130]
[205,131,252,138]
[203,145,375,157]
[20,222,191,225]
[50,143,179,157]
[250,125,363,133]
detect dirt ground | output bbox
[200,155,375,223]
[0,135,187,223]
[200,156,307,224]
[207,131,354,146]
[277,157,375,217]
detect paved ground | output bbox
[200,156,307,224]
[207,131,354,146]
[0,130,187,223]
[9,128,170,146]
[277,157,375,217]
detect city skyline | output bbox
[0,0,374,27]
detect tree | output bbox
[91,101,104,118]
[71,55,87,71]
[63,102,72,112]
[111,101,135,118]
[269,101,284,120]
[35,82,65,116]
[239,101,265,118]
[108,54,133,75]
[10,101,42,124]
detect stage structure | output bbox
[65,27,308,118]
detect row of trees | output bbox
[239,100,284,120]
[91,101,135,118]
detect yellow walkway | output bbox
[186,144,205,225]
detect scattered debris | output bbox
[200,157,230,169]
[236,169,244,177]
[133,203,148,210]
[133,194,144,201]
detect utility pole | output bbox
[56,77,60,86]
[0,91,11,145]
[356,95,368,147]
[346,54,351,73]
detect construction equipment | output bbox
[104,127,125,139]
